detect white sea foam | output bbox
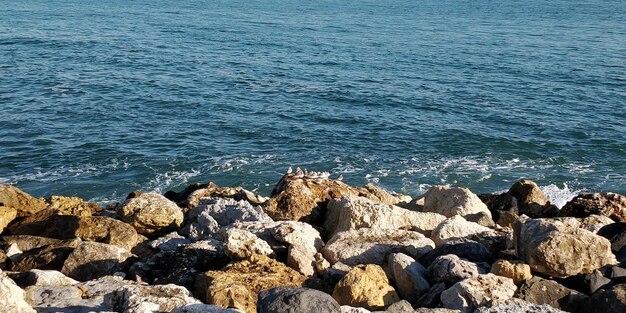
[541,183,584,209]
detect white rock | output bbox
[272,222,324,276]
[431,215,492,245]
[0,270,36,313]
[61,241,132,281]
[440,273,516,313]
[222,228,274,260]
[148,232,191,251]
[340,306,371,313]
[388,253,430,299]
[112,284,201,313]
[23,269,79,286]
[424,186,491,218]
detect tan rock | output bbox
[490,259,532,284]
[117,192,184,236]
[0,206,17,233]
[440,273,516,313]
[222,228,274,260]
[47,195,101,216]
[508,180,558,218]
[196,255,306,313]
[332,264,399,310]
[423,186,491,219]
[431,215,492,245]
[0,184,47,217]
[61,241,132,281]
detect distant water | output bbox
[1,0,625,204]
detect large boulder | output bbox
[0,206,17,233]
[10,269,78,287]
[322,228,435,266]
[514,218,617,278]
[332,264,399,310]
[10,215,141,250]
[388,253,430,300]
[516,277,588,312]
[257,287,341,313]
[427,254,489,285]
[490,259,531,285]
[0,185,47,216]
[431,215,492,245]
[559,192,626,221]
[324,196,446,238]
[196,255,306,313]
[423,186,491,219]
[117,192,184,237]
[61,241,132,281]
[0,269,36,313]
[508,180,558,218]
[111,284,201,313]
[440,273,516,313]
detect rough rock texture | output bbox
[597,222,626,252]
[10,215,141,250]
[264,172,404,225]
[579,214,614,233]
[490,259,531,285]
[0,206,17,233]
[332,264,399,310]
[388,253,430,300]
[508,179,558,218]
[148,232,190,251]
[431,215,492,245]
[8,240,78,272]
[47,195,101,216]
[196,255,306,313]
[423,185,491,218]
[476,300,567,313]
[440,273,516,313]
[172,304,245,313]
[13,269,79,287]
[478,193,519,222]
[421,239,493,266]
[111,284,201,313]
[0,184,47,216]
[0,269,36,313]
[516,277,587,312]
[322,228,435,266]
[582,283,626,313]
[223,228,274,260]
[272,221,323,276]
[116,192,184,236]
[61,241,132,281]
[324,196,446,238]
[257,287,341,313]
[427,254,489,285]
[515,218,617,278]
[165,182,268,210]
[559,192,626,221]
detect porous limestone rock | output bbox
[431,215,492,245]
[427,254,489,285]
[440,273,516,313]
[196,255,306,313]
[559,192,626,222]
[490,259,531,285]
[332,264,399,310]
[117,192,184,236]
[223,228,274,260]
[322,228,435,266]
[257,287,341,313]
[324,195,446,238]
[423,185,491,219]
[0,184,47,216]
[61,241,132,281]
[421,239,493,266]
[46,195,101,216]
[111,284,201,313]
[388,253,430,300]
[508,179,558,218]
[0,269,36,313]
[515,218,617,278]
[0,206,17,233]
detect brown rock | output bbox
[165,182,268,210]
[490,259,532,285]
[559,192,626,222]
[0,185,47,217]
[516,277,588,312]
[196,255,306,313]
[47,196,101,216]
[0,206,17,234]
[332,264,399,310]
[117,192,184,237]
[9,244,77,272]
[508,180,558,218]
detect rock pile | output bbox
[1,174,625,313]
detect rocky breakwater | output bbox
[1,172,626,313]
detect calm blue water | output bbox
[1,0,625,204]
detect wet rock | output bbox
[332,264,399,310]
[0,184,47,217]
[111,284,201,313]
[388,253,430,300]
[196,255,306,313]
[478,193,519,222]
[440,273,516,313]
[423,186,491,219]
[431,215,492,245]
[322,228,435,266]
[257,287,341,313]
[516,277,588,312]
[10,215,141,250]
[172,304,245,313]
[427,254,489,285]
[582,283,626,313]
[597,222,626,252]
[559,192,626,221]
[476,299,567,313]
[223,228,274,260]
[508,179,558,218]
[324,195,446,238]
[515,218,617,278]
[0,269,36,313]
[61,241,132,281]
[490,259,531,285]
[0,206,17,233]
[421,239,493,266]
[117,192,184,237]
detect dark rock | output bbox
[618,246,626,267]
[597,222,626,252]
[608,266,626,283]
[559,192,626,222]
[9,243,76,272]
[478,193,519,222]
[413,282,446,308]
[257,287,341,313]
[582,283,626,313]
[322,267,347,291]
[420,239,493,266]
[560,271,613,294]
[516,277,588,312]
[508,179,558,218]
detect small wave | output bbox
[541,183,583,209]
[145,169,201,194]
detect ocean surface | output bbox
[1,0,625,206]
